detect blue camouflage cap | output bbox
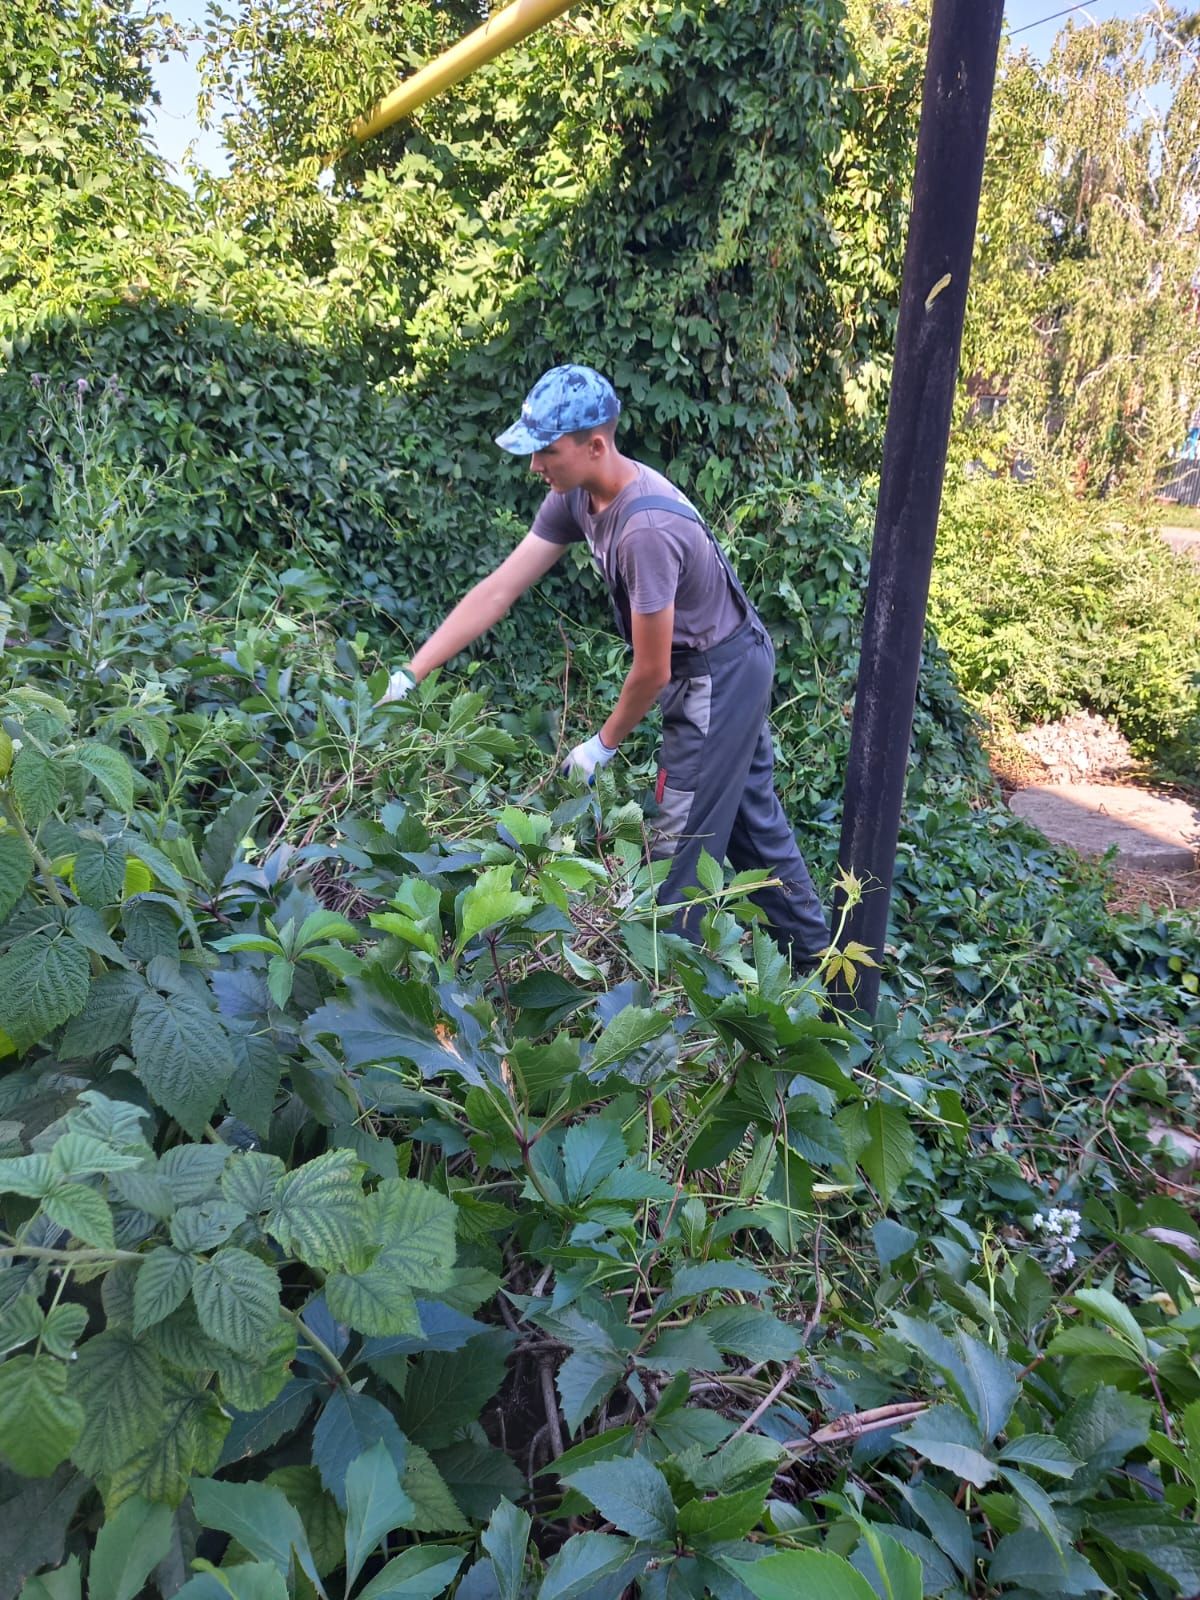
[495,364,621,454]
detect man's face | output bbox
[530,433,596,494]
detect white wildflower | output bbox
[1030,1206,1083,1273]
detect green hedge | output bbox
[930,472,1200,761]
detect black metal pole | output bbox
[832,0,1004,1017]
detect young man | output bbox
[382,364,829,972]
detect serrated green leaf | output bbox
[326,1269,421,1339]
[536,1533,638,1600]
[133,1247,195,1335]
[72,1328,165,1479]
[590,1005,672,1075]
[105,1374,228,1508]
[88,1494,173,1600]
[480,1496,531,1600]
[987,1528,1108,1593]
[266,1149,369,1271]
[850,1528,923,1600]
[666,1261,769,1307]
[555,1343,625,1436]
[295,908,359,949]
[213,1318,296,1414]
[0,831,34,922]
[64,904,127,967]
[562,1119,627,1202]
[158,1144,229,1203]
[71,836,126,909]
[266,954,294,1009]
[42,1180,114,1249]
[858,1100,915,1205]
[369,1177,457,1287]
[77,743,135,814]
[0,1152,53,1197]
[998,1433,1083,1479]
[433,1438,523,1523]
[566,1456,676,1542]
[11,747,62,828]
[130,988,234,1137]
[397,1336,511,1449]
[36,1304,87,1360]
[146,1302,222,1372]
[888,1476,974,1575]
[695,848,724,895]
[266,1465,345,1579]
[225,1032,284,1137]
[676,1487,767,1546]
[0,1466,89,1599]
[1088,1504,1200,1591]
[400,1444,469,1532]
[731,1549,878,1600]
[200,789,266,891]
[0,1291,45,1356]
[955,1328,1019,1440]
[304,974,488,1085]
[344,1440,416,1588]
[58,971,147,1058]
[221,1151,286,1216]
[999,1464,1066,1551]
[639,1323,724,1373]
[312,1388,407,1509]
[698,1305,803,1362]
[457,866,535,949]
[49,1130,145,1179]
[901,1404,997,1488]
[0,1355,84,1476]
[192,1246,280,1355]
[0,934,90,1049]
[190,1475,320,1588]
[169,1200,247,1254]
[356,1545,465,1600]
[1071,1287,1149,1358]
[174,1561,286,1600]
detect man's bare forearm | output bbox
[408,580,510,681]
[601,667,669,748]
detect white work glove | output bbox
[562,731,617,784]
[376,667,416,706]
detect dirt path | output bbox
[1160,523,1200,564]
[989,746,1200,913]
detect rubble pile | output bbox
[1016,710,1134,783]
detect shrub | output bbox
[930,471,1200,760]
[2,474,1199,1597]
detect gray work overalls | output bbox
[602,495,830,970]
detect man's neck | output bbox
[586,453,640,515]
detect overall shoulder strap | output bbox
[613,495,753,623]
[614,494,706,538]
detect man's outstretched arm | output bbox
[400,533,566,685]
[602,606,674,748]
[563,605,674,781]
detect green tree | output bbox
[199,0,887,497]
[963,9,1200,495]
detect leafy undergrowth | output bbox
[1,436,1199,1600]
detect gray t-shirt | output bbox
[530,464,744,650]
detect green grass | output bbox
[1157,500,1200,531]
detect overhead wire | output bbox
[1008,2,1098,37]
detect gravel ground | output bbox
[985,711,1200,915]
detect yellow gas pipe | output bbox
[349,0,580,145]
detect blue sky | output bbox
[145,1,1157,186]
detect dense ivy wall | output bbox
[3,0,908,678]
